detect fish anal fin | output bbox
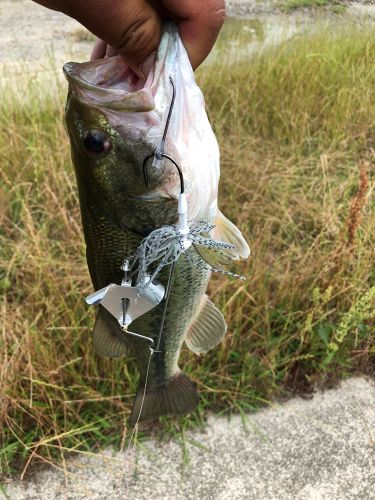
[185,294,227,355]
[92,306,127,358]
[130,372,199,424]
[212,210,250,259]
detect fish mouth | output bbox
[64,56,145,93]
[63,24,178,113]
[63,56,156,112]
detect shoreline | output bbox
[1,0,375,70]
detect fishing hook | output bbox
[140,75,188,357]
[143,76,185,195]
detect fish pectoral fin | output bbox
[193,243,234,268]
[92,307,127,358]
[185,294,227,355]
[212,210,250,259]
[130,372,199,425]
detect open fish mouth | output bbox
[63,56,156,112]
[63,25,177,113]
[64,56,146,93]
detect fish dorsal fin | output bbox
[185,295,227,354]
[92,307,127,358]
[212,210,250,259]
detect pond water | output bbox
[2,1,375,83]
[207,4,375,65]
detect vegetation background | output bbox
[0,0,374,478]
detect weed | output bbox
[347,162,369,247]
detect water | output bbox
[207,5,375,65]
[2,1,375,82]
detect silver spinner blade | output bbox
[85,278,165,328]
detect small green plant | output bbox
[331,4,347,14]
[325,287,375,360]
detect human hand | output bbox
[33,0,225,77]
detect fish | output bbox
[63,23,249,424]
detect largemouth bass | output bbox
[64,24,249,424]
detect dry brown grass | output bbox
[347,162,370,246]
[0,23,374,476]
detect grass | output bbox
[1,22,375,477]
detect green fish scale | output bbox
[84,209,210,387]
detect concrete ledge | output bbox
[3,377,374,500]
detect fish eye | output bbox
[84,131,112,155]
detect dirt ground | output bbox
[0,0,93,73]
[0,0,373,72]
[0,1,267,78]
[0,0,256,67]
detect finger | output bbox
[105,45,118,58]
[90,39,107,60]
[161,0,226,69]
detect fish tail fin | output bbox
[130,372,199,425]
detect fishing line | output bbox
[82,40,248,494]
[139,75,183,356]
[127,76,179,432]
[126,346,154,446]
[123,257,177,487]
[155,260,177,352]
[87,73,243,439]
[124,344,153,497]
